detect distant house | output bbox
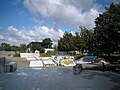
[27,42,43,53]
[27,42,54,53]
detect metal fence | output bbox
[0,57,5,74]
[57,51,75,56]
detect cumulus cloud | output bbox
[0,35,4,40]
[23,0,100,29]
[5,25,64,46]
[0,27,6,42]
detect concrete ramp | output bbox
[29,61,43,67]
[43,59,57,66]
[20,53,39,61]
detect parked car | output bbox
[73,56,110,74]
[78,55,109,64]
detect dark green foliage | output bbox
[94,3,120,56]
[27,38,53,53]
[19,44,27,53]
[58,32,75,51]
[42,38,52,48]
[80,26,94,53]
[58,27,94,53]
[73,32,83,51]
[0,43,11,51]
[27,42,44,53]
[0,38,53,53]
[11,45,19,51]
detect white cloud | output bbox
[0,35,4,40]
[23,0,100,29]
[5,25,64,46]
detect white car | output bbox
[78,56,109,64]
[74,56,110,73]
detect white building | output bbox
[45,48,54,53]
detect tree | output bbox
[58,29,94,53]
[27,38,53,53]
[19,44,27,53]
[80,26,94,53]
[94,3,120,56]
[11,45,19,51]
[73,32,83,52]
[27,42,44,53]
[58,32,76,51]
[0,43,11,51]
[42,38,53,48]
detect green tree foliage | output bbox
[42,38,53,48]
[27,38,52,53]
[0,38,53,53]
[58,32,75,51]
[80,26,94,53]
[19,44,27,53]
[27,42,44,53]
[73,32,82,51]
[11,45,19,51]
[58,28,94,53]
[0,43,11,51]
[94,3,120,55]
[27,38,53,53]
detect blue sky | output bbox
[0,0,120,46]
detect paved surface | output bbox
[0,51,30,68]
[0,67,120,90]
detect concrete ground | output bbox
[0,51,120,90]
[0,51,30,68]
[1,67,120,90]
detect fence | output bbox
[0,57,5,74]
[57,51,75,56]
